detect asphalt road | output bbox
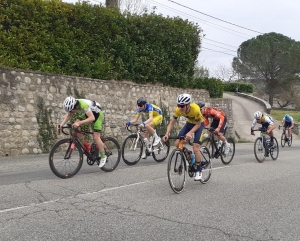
[1,93,300,241]
[1,139,300,241]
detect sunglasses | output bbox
[177,104,186,108]
[138,104,144,107]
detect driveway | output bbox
[223,93,292,142]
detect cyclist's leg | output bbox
[193,123,204,180]
[147,115,162,145]
[217,117,228,143]
[176,123,192,148]
[93,111,106,167]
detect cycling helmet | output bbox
[254,111,262,119]
[63,96,77,112]
[197,101,205,109]
[284,114,290,119]
[177,94,191,105]
[137,97,147,106]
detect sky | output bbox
[62,0,300,77]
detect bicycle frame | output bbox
[205,127,225,158]
[61,124,109,163]
[126,124,164,154]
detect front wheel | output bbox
[270,137,279,160]
[101,137,121,172]
[152,135,170,162]
[220,137,235,165]
[288,134,292,147]
[122,134,143,165]
[49,139,83,179]
[167,149,186,194]
[254,137,265,163]
[281,133,286,147]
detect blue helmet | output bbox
[284,114,290,119]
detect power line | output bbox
[148,0,253,38]
[201,47,237,57]
[202,43,236,52]
[166,0,264,34]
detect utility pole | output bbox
[106,0,119,9]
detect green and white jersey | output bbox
[77,99,101,114]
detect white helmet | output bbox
[254,111,262,119]
[63,96,77,112]
[177,94,191,105]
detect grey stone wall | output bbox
[0,67,236,156]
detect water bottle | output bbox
[191,152,195,165]
[83,141,91,151]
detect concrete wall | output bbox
[0,67,233,156]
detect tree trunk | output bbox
[268,82,274,107]
[106,0,119,8]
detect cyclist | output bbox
[251,111,276,149]
[126,97,162,159]
[163,94,205,181]
[279,114,294,140]
[59,96,107,168]
[198,102,230,154]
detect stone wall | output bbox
[0,67,233,156]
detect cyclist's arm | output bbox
[73,110,95,128]
[186,121,201,140]
[60,112,73,128]
[128,115,139,125]
[163,118,176,140]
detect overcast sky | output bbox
[62,0,300,76]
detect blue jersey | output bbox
[137,103,162,118]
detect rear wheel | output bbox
[220,137,235,165]
[152,135,170,162]
[254,137,265,163]
[201,137,213,157]
[121,134,143,165]
[167,149,186,194]
[101,137,121,172]
[49,139,83,179]
[270,137,279,160]
[199,146,212,184]
[281,133,286,147]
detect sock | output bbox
[196,163,202,172]
[100,151,105,158]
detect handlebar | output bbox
[59,124,93,135]
[125,123,146,133]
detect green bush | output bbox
[223,82,253,93]
[0,0,203,88]
[192,77,224,98]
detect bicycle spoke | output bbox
[49,139,83,178]
[167,149,186,193]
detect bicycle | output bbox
[253,128,279,163]
[201,127,235,165]
[167,136,212,194]
[49,124,121,178]
[279,125,292,147]
[121,124,170,165]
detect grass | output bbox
[270,110,300,122]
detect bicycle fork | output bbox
[64,141,75,159]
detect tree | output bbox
[106,0,119,9]
[119,0,150,15]
[193,64,209,79]
[212,63,238,82]
[232,32,300,106]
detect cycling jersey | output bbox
[77,99,101,114]
[202,107,226,130]
[282,115,293,123]
[136,103,162,118]
[252,115,274,129]
[173,103,205,124]
[77,99,103,132]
